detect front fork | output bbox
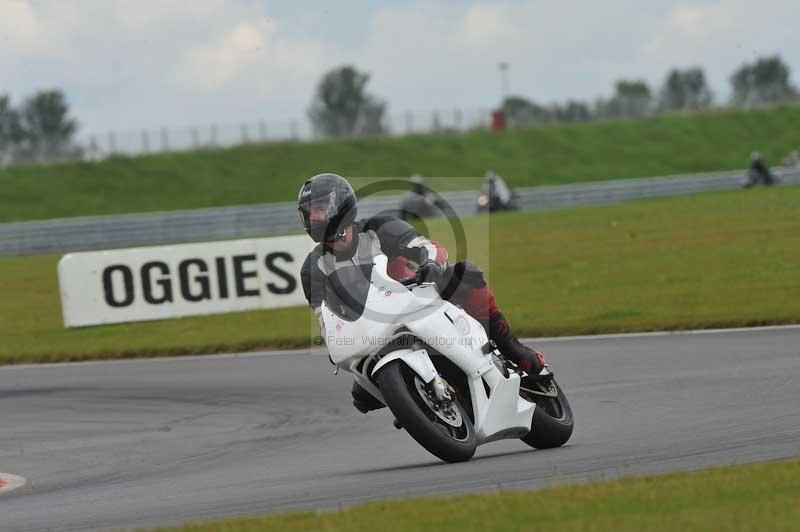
[344,348,456,410]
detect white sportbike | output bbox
[321,254,574,463]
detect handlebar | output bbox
[399,277,439,289]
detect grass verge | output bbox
[0,185,798,365]
[2,105,800,221]
[146,459,800,531]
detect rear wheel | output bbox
[376,360,476,463]
[520,379,574,449]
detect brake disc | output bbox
[413,376,463,427]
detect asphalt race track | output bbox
[1,327,799,531]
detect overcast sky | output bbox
[2,0,798,137]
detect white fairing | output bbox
[372,348,438,383]
[320,255,534,445]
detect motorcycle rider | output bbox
[479,170,514,212]
[398,174,448,220]
[744,152,777,188]
[298,173,550,413]
[487,171,511,204]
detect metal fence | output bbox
[5,101,796,165]
[71,101,800,162]
[79,108,495,160]
[2,169,798,257]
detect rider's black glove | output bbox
[416,260,446,284]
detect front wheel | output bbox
[520,379,574,449]
[376,360,476,463]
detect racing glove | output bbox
[416,259,447,284]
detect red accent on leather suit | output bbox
[387,240,499,325]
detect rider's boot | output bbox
[487,312,552,384]
[451,280,552,383]
[351,381,386,414]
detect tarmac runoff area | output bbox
[0,325,798,531]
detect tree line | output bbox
[0,90,80,165]
[310,55,798,136]
[2,55,797,164]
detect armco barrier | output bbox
[2,169,798,257]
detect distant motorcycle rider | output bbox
[398,174,448,220]
[478,170,515,212]
[298,173,550,413]
[744,152,777,188]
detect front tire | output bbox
[520,379,574,449]
[376,361,476,463]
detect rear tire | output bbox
[520,379,574,449]
[376,360,476,463]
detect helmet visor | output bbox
[303,194,336,218]
[299,190,348,242]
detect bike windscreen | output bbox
[323,262,374,321]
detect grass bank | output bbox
[2,105,800,222]
[1,185,798,365]
[146,459,800,532]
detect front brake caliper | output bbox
[429,377,452,405]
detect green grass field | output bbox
[1,185,798,365]
[2,105,800,222]
[146,459,800,532]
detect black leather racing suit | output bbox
[300,215,489,326]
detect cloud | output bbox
[172,18,332,99]
[176,21,273,92]
[642,0,800,94]
[1,0,798,135]
[358,0,799,114]
[0,0,343,131]
[452,4,527,50]
[0,0,43,54]
[643,2,746,60]
[358,1,671,111]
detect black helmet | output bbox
[297,173,357,242]
[409,174,426,195]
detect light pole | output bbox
[498,62,510,102]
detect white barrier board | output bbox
[58,235,315,327]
